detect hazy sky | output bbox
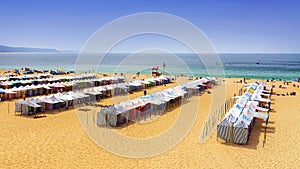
[0,0,299,53]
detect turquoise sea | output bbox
[0,53,299,80]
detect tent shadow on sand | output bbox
[220,118,276,150]
[14,113,47,119]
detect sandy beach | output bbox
[2,0,300,168]
[0,70,299,168]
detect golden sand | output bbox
[0,73,299,168]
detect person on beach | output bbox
[144,89,147,96]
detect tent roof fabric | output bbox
[4,89,17,94]
[16,99,41,108]
[219,82,272,129]
[1,74,124,89]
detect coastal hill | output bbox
[0,45,59,52]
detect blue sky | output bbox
[0,0,299,53]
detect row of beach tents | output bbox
[1,73,94,81]
[97,78,215,127]
[0,74,124,89]
[0,74,53,82]
[0,76,125,100]
[14,76,174,116]
[217,82,272,144]
[15,91,91,115]
[81,76,173,100]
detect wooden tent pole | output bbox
[87,110,88,125]
[126,111,128,129]
[263,111,269,148]
[263,124,267,148]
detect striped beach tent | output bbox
[217,119,232,142]
[232,121,250,144]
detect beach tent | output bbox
[232,121,251,144]
[1,81,13,89]
[15,99,27,113]
[4,89,17,100]
[96,79,205,128]
[158,76,171,84]
[112,84,129,96]
[34,84,44,95]
[60,93,76,109]
[232,104,269,144]
[127,81,144,92]
[29,97,46,111]
[42,84,52,90]
[98,106,129,127]
[253,97,271,103]
[217,96,248,142]
[51,82,65,93]
[84,88,103,101]
[11,86,23,98]
[0,77,9,82]
[106,106,118,126]
[143,78,153,86]
[29,84,40,96]
[232,107,254,144]
[97,108,107,126]
[21,79,32,86]
[99,86,112,97]
[15,99,41,116]
[24,85,33,97]
[217,119,232,142]
[12,80,21,88]
[20,100,29,115]
[218,82,272,144]
[26,100,42,115]
[62,82,73,91]
[41,95,63,112]
[141,80,151,88]
[148,98,167,116]
[68,91,90,105]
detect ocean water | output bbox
[0,53,299,80]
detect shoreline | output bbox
[0,68,299,82]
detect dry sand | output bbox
[0,73,300,168]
